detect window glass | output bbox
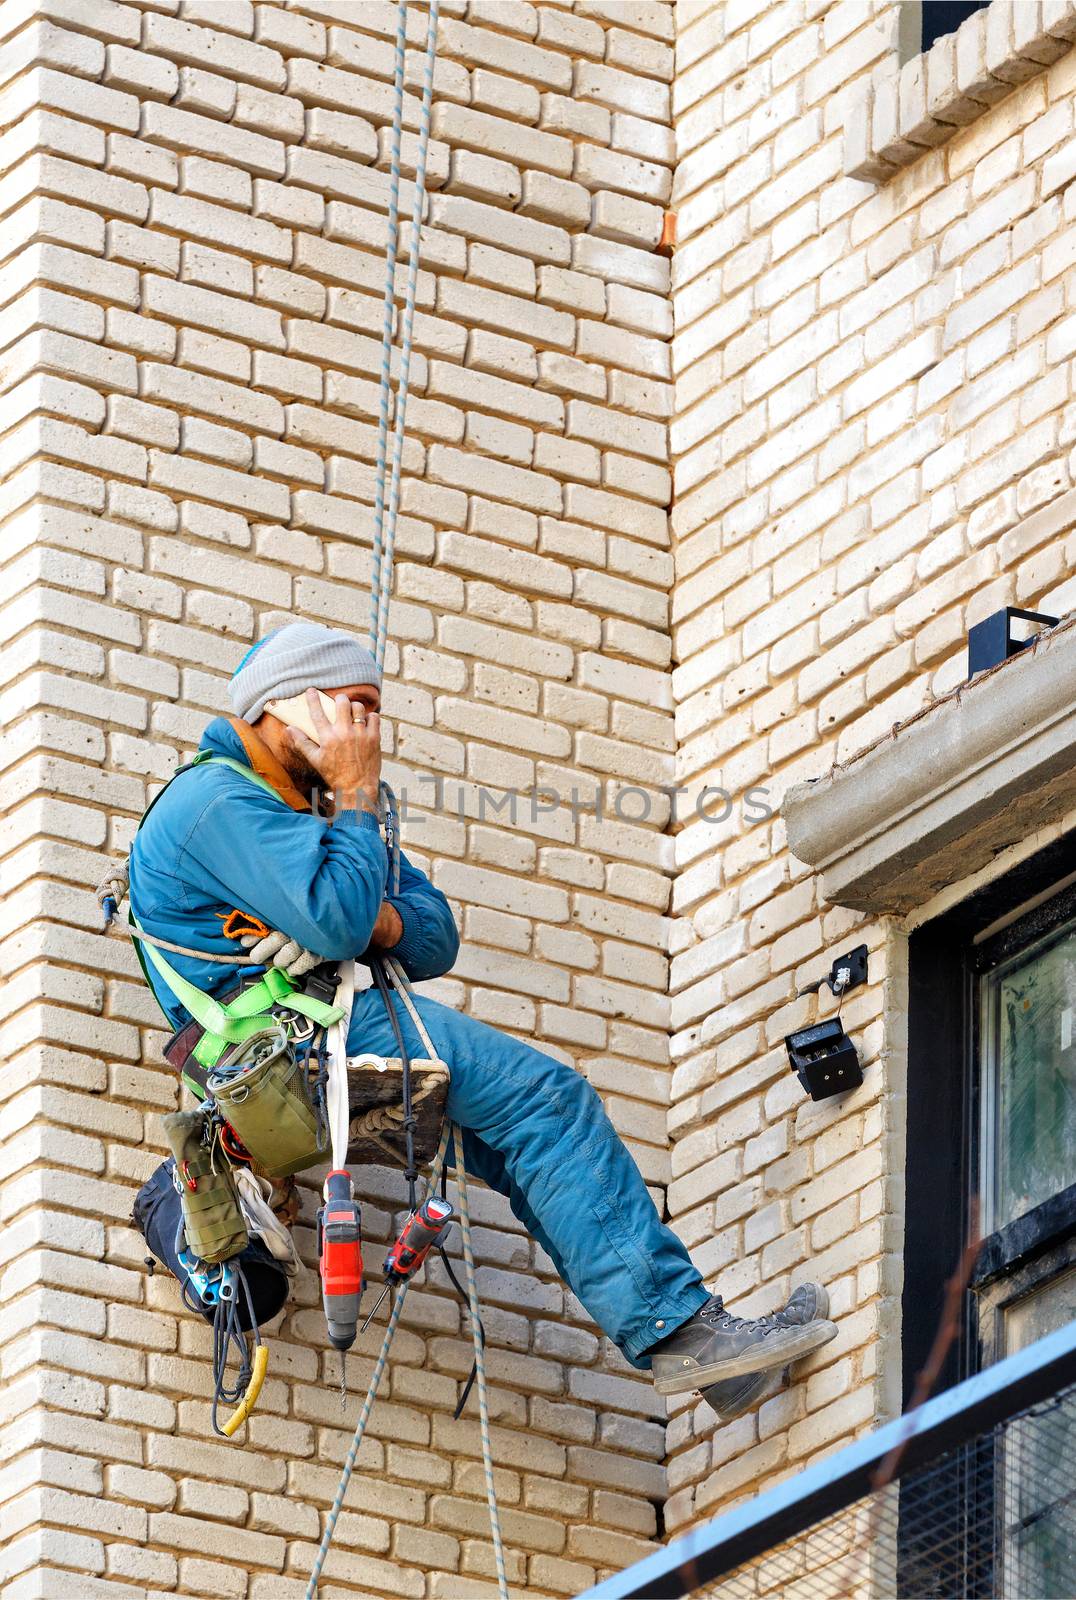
[980,916,1076,1232]
[1004,1267,1076,1355]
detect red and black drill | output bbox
[318,1169,363,1355]
[360,1195,454,1333]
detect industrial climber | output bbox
[129,619,837,1421]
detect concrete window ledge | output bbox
[782,612,1076,915]
[845,0,1076,185]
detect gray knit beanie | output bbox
[229,622,382,723]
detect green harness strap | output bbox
[131,751,344,1070]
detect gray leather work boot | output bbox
[698,1283,831,1422]
[650,1284,837,1396]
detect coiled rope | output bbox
[310,3,508,1594]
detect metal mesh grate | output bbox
[702,1382,1076,1600]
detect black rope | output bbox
[371,956,419,1213]
[437,1166,484,1420]
[437,1239,483,1420]
[172,1211,283,1437]
[210,1261,260,1437]
[311,1028,330,1153]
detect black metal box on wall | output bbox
[786,1019,863,1101]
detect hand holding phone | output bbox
[275,689,381,812]
[264,689,338,747]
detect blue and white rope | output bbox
[370,0,441,672]
[453,1120,509,1600]
[368,0,407,655]
[303,1120,452,1600]
[374,0,441,671]
[305,974,508,1596]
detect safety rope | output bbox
[96,861,271,965]
[452,1119,509,1599]
[369,0,441,673]
[304,3,503,1587]
[384,958,507,1595]
[304,1118,450,1600]
[368,0,406,658]
[304,961,508,1598]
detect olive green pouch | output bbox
[161,1108,248,1265]
[207,1030,322,1180]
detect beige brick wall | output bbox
[668,0,1076,1536]
[0,2,680,1594]
[8,0,1075,1588]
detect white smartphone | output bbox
[263,688,338,746]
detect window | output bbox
[920,0,990,54]
[905,842,1076,1595]
[977,906,1076,1241]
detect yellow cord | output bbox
[220,1344,268,1437]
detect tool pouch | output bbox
[133,1159,288,1330]
[207,1028,322,1180]
[161,1109,248,1265]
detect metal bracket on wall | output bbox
[797,944,868,999]
[967,607,1058,678]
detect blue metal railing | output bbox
[578,1319,1076,1600]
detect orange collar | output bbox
[226,716,311,812]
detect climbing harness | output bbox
[110,748,347,1440]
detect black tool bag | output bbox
[132,1159,289,1332]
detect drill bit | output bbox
[358,1282,391,1337]
[340,1351,347,1410]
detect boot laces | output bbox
[698,1296,777,1337]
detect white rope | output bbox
[387,957,508,1598]
[369,0,441,671]
[386,953,439,1057]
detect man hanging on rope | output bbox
[129,619,837,1422]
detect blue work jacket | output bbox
[129,717,459,1032]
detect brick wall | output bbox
[0,2,679,1595]
[667,0,1076,1536]
[7,0,1076,1589]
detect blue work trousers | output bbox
[348,988,709,1368]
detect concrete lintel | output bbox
[782,614,1076,915]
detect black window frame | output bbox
[903,837,1076,1598]
[905,834,1076,1401]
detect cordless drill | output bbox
[318,1170,363,1352]
[385,1195,453,1280]
[360,1195,454,1333]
